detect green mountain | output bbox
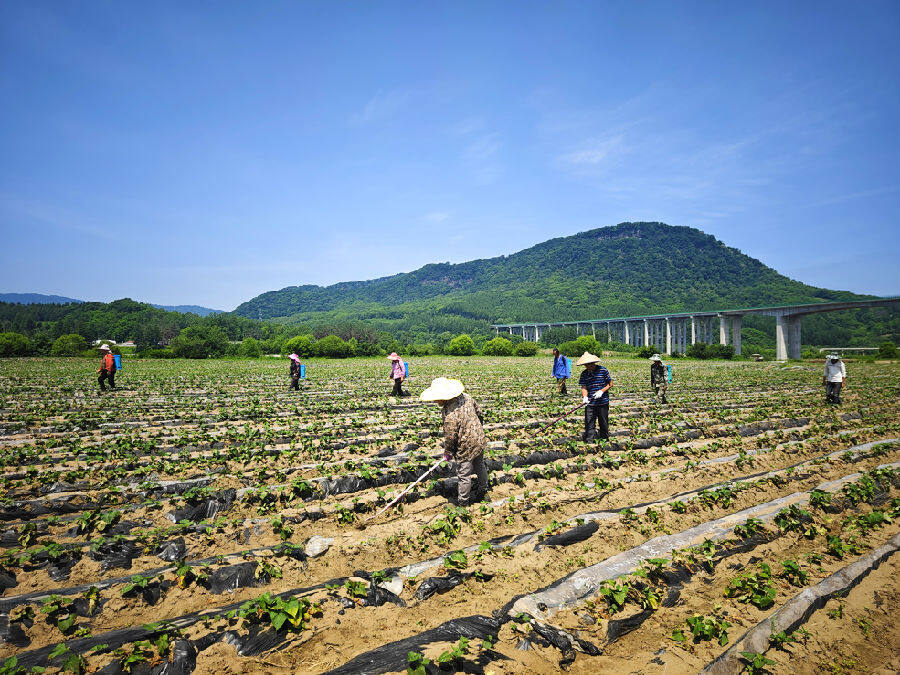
[0,293,83,305]
[234,222,896,346]
[151,304,223,317]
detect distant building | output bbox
[119,340,136,348]
[92,339,117,346]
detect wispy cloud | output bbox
[0,193,115,241]
[804,185,899,209]
[425,211,450,223]
[453,118,503,185]
[557,133,627,167]
[531,77,885,229]
[349,88,412,126]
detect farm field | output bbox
[0,356,899,675]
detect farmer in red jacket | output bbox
[97,344,117,391]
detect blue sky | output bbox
[1,1,898,310]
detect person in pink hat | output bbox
[387,352,408,397]
[288,352,302,391]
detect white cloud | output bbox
[451,116,504,185]
[460,133,503,185]
[425,212,450,223]
[349,88,412,126]
[557,133,626,166]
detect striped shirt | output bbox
[579,366,612,405]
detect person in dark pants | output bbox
[649,354,668,403]
[97,344,116,391]
[823,354,847,404]
[552,348,569,396]
[288,353,302,390]
[577,352,612,443]
[388,352,408,397]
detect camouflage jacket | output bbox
[441,393,486,462]
[651,362,666,385]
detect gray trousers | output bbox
[826,381,842,403]
[456,453,488,505]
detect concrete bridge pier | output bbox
[731,315,742,356]
[789,316,802,359]
[774,313,803,360]
[718,313,729,346]
[775,315,788,360]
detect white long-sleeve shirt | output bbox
[823,360,846,383]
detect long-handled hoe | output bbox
[535,401,588,435]
[356,401,586,530]
[354,456,446,530]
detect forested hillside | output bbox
[0,299,264,350]
[234,222,897,346]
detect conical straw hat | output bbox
[419,377,465,401]
[575,352,601,366]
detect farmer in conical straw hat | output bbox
[649,354,668,404]
[387,352,409,397]
[577,352,613,443]
[420,377,488,506]
[288,352,302,391]
[823,354,847,404]
[97,343,117,392]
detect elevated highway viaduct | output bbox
[492,298,900,360]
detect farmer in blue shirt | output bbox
[577,352,613,442]
[552,348,569,396]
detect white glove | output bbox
[592,389,605,400]
[582,395,589,404]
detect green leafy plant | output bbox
[255,559,283,580]
[773,505,810,534]
[335,505,355,525]
[436,637,469,665]
[173,560,208,589]
[444,550,468,570]
[406,651,430,675]
[725,563,776,610]
[232,592,318,632]
[686,614,731,646]
[809,489,832,510]
[734,517,763,539]
[739,651,776,674]
[40,594,78,634]
[598,579,629,614]
[47,643,86,675]
[344,580,368,599]
[0,657,24,675]
[780,560,808,587]
[769,627,798,650]
[121,574,151,598]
